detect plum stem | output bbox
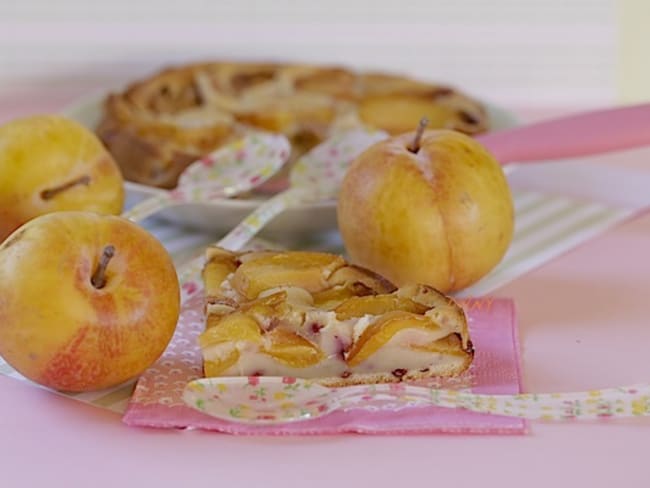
[408,117,429,153]
[91,245,116,289]
[41,175,91,200]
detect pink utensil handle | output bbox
[476,103,650,164]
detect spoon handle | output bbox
[335,383,650,420]
[477,102,650,165]
[123,184,255,223]
[174,187,308,302]
[217,187,309,251]
[121,194,173,222]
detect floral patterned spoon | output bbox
[183,376,650,425]
[121,133,290,222]
[215,127,388,251]
[176,128,388,301]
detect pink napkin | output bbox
[123,294,526,435]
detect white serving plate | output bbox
[63,93,518,241]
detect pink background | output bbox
[2,100,650,484]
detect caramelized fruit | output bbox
[198,313,262,348]
[263,328,324,368]
[334,295,429,320]
[346,311,443,367]
[358,95,456,134]
[232,251,345,299]
[203,349,240,376]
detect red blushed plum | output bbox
[0,211,179,392]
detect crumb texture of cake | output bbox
[199,247,473,386]
[97,62,489,189]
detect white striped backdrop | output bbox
[0,0,617,113]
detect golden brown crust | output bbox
[97,62,489,189]
[318,353,473,387]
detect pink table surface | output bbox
[1,98,650,487]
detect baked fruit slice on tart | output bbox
[199,247,473,386]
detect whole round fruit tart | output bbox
[200,247,473,386]
[97,62,489,189]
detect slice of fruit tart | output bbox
[199,247,473,386]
